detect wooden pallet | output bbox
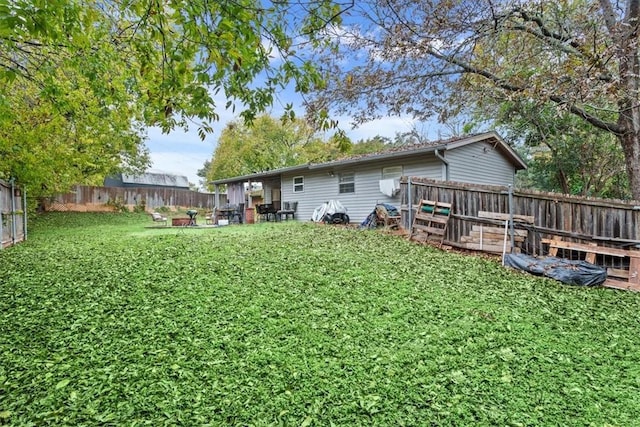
[409,200,452,247]
[542,236,640,291]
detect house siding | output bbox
[446,141,516,186]
[281,155,443,223]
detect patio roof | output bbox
[209,131,526,185]
[210,164,310,185]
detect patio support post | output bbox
[214,185,220,208]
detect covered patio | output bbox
[210,165,304,224]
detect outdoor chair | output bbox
[375,204,401,230]
[231,203,244,224]
[256,204,271,221]
[151,212,167,226]
[205,211,215,225]
[277,201,297,221]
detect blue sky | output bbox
[145,96,426,189]
[144,9,445,189]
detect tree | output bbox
[196,160,212,190]
[0,79,149,194]
[206,115,344,186]
[488,101,630,198]
[349,136,392,156]
[308,0,640,200]
[0,0,349,195]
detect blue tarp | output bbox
[504,253,607,286]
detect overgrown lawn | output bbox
[1,213,640,425]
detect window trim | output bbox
[338,172,355,194]
[292,176,304,193]
[382,166,403,180]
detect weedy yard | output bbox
[1,213,640,426]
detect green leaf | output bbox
[55,379,70,389]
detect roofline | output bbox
[210,164,309,185]
[209,131,526,185]
[307,144,447,170]
[445,131,527,170]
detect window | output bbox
[293,176,304,193]
[339,172,355,194]
[382,166,403,180]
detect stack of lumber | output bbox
[458,211,534,254]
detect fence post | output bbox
[407,178,413,228]
[0,182,3,250]
[508,184,515,252]
[22,186,27,243]
[10,178,17,245]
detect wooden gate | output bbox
[1,179,27,248]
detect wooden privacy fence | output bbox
[400,177,640,291]
[402,178,640,289]
[43,185,215,212]
[401,177,640,254]
[1,179,27,249]
[401,178,640,289]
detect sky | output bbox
[144,8,445,189]
[145,100,429,190]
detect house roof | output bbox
[210,131,526,185]
[122,170,190,188]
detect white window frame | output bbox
[338,172,355,194]
[293,176,304,193]
[382,166,403,180]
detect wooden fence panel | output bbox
[402,178,640,256]
[44,185,215,212]
[1,179,26,248]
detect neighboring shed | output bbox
[105,170,190,190]
[210,131,526,224]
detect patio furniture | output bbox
[277,201,298,221]
[256,203,277,221]
[230,203,244,224]
[205,212,215,225]
[215,204,243,224]
[171,217,191,226]
[150,212,167,226]
[375,203,401,230]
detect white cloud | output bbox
[145,127,219,188]
[148,150,210,188]
[341,116,417,141]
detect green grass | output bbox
[1,212,640,426]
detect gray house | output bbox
[211,131,527,224]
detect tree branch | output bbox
[548,95,624,134]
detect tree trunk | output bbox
[612,0,640,201]
[617,129,640,200]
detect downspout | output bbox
[434,148,449,181]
